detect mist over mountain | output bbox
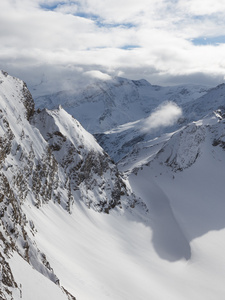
[1,70,225,300]
[35,77,209,134]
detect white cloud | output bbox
[177,0,225,16]
[142,102,183,132]
[84,70,112,81]
[0,0,225,93]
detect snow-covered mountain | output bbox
[35,76,219,162]
[125,112,225,265]
[0,71,139,299]
[1,70,225,300]
[94,82,225,162]
[35,77,208,134]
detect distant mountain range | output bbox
[35,77,209,134]
[35,77,225,162]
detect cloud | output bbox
[84,70,112,81]
[142,102,183,132]
[0,0,225,94]
[177,0,225,16]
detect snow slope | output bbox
[182,83,225,123]
[10,252,69,300]
[0,70,70,299]
[21,113,225,299]
[0,71,136,299]
[124,115,225,299]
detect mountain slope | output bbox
[0,70,66,299]
[0,71,138,299]
[123,113,225,241]
[31,107,136,213]
[22,113,225,300]
[182,83,225,123]
[1,70,225,300]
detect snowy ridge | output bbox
[119,112,225,174]
[0,70,63,299]
[152,123,206,172]
[32,107,137,213]
[0,71,139,299]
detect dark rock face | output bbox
[0,169,60,293]
[0,111,14,165]
[0,252,19,300]
[21,82,35,121]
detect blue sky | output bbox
[0,0,225,94]
[192,36,225,46]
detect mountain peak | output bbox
[0,70,35,121]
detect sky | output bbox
[1,0,225,95]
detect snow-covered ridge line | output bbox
[31,106,138,213]
[0,70,64,299]
[0,71,140,299]
[119,111,225,174]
